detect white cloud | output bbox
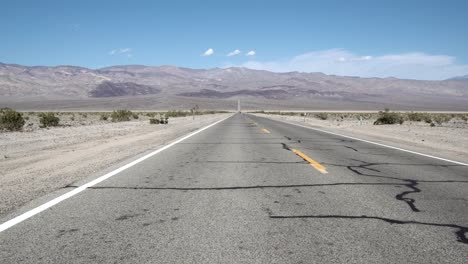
[109,48,133,56]
[239,49,468,80]
[227,49,241,57]
[202,48,214,56]
[246,50,256,56]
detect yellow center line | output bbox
[261,128,270,134]
[291,148,328,174]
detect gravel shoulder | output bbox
[0,114,230,217]
[253,113,468,163]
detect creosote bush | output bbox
[0,108,25,131]
[407,112,430,122]
[111,109,133,122]
[39,112,60,127]
[149,115,169,124]
[374,109,404,125]
[315,112,328,120]
[166,110,190,118]
[432,114,452,125]
[149,118,159,124]
[99,113,109,121]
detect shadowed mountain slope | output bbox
[1,63,467,110]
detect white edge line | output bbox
[258,115,468,167]
[0,114,232,233]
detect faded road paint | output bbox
[292,148,328,174]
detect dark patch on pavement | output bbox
[343,145,359,152]
[115,214,140,221]
[395,180,421,212]
[201,160,306,164]
[83,182,409,191]
[281,143,291,151]
[345,160,424,212]
[57,228,79,238]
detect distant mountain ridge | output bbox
[447,75,468,81]
[1,62,467,110]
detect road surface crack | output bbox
[269,214,468,245]
[343,145,358,152]
[326,159,431,212]
[70,182,416,191]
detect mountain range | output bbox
[448,75,468,81]
[1,62,467,111]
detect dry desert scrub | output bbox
[255,110,467,127]
[0,108,25,131]
[0,109,231,132]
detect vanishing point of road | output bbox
[1,113,467,263]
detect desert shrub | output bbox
[111,109,133,122]
[374,109,403,125]
[149,118,159,124]
[406,112,433,123]
[407,112,424,122]
[80,113,87,118]
[166,110,190,118]
[0,108,25,131]
[132,113,139,119]
[39,112,60,127]
[99,113,109,121]
[432,114,452,125]
[315,112,328,120]
[423,115,432,123]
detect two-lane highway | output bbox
[1,113,467,263]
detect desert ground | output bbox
[253,112,468,163]
[0,112,229,218]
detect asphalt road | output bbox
[1,113,467,263]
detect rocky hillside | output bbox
[1,62,467,110]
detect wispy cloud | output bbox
[239,49,468,80]
[246,50,256,56]
[109,48,133,56]
[202,48,214,56]
[227,49,241,57]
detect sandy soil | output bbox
[0,113,229,217]
[254,113,468,163]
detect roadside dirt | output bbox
[0,114,229,217]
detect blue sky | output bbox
[1,0,467,79]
